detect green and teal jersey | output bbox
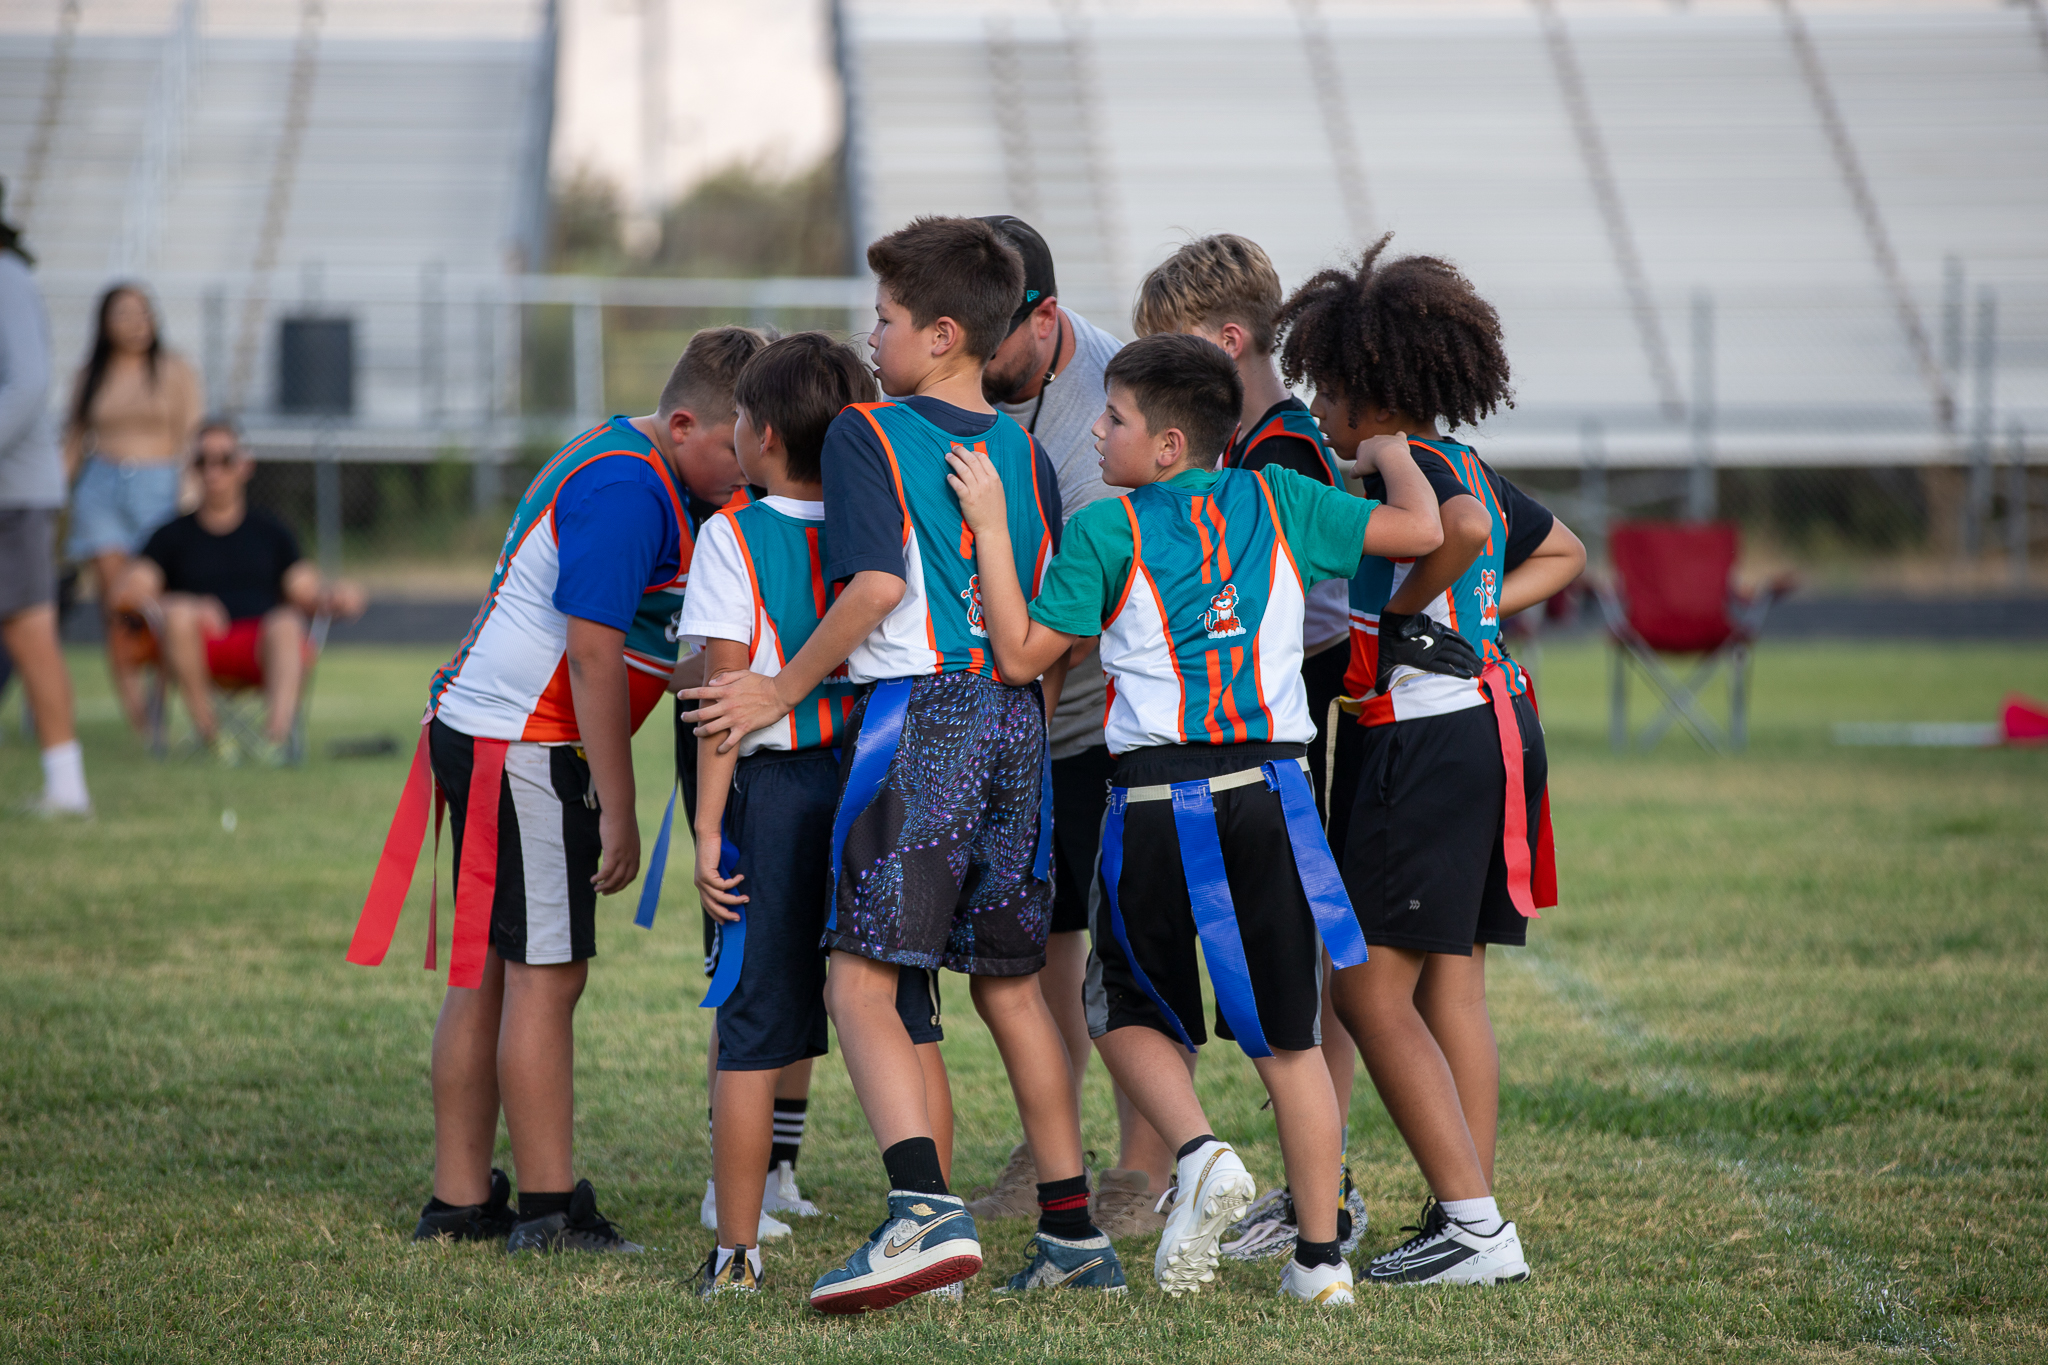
[1030,465,1379,754]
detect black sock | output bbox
[519,1190,572,1221]
[424,1195,464,1214]
[1036,1174,1096,1240]
[881,1137,949,1197]
[1174,1134,1220,1162]
[771,1097,808,1169]
[1294,1236,1343,1270]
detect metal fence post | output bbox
[572,291,603,428]
[421,261,445,428]
[1965,285,1996,558]
[1941,255,1964,380]
[1581,415,1608,567]
[1688,290,1716,521]
[2011,422,2030,588]
[315,434,341,578]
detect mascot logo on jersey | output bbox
[1478,568,1499,628]
[664,607,683,644]
[1203,584,1247,639]
[962,575,988,637]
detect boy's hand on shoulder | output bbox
[680,668,790,755]
[694,835,747,922]
[944,444,1009,533]
[1350,432,1409,477]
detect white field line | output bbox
[1511,945,1949,1353]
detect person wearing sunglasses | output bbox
[118,420,365,764]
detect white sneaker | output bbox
[1363,1217,1529,1286]
[699,1179,792,1240]
[1152,1140,1256,1296]
[23,792,92,819]
[762,1160,822,1217]
[919,1280,965,1302]
[1279,1257,1356,1305]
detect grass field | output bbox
[1,640,2044,1363]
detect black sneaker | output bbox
[1366,1197,1448,1273]
[505,1179,645,1255]
[413,1168,518,1242]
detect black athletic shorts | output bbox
[1049,744,1113,935]
[711,747,942,1070]
[1084,742,1324,1052]
[429,717,600,966]
[1301,642,1349,820]
[1337,692,1547,956]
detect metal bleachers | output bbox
[839,0,2048,469]
[0,0,552,452]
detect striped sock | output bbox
[770,1098,807,1169]
[1037,1174,1096,1240]
[706,1106,715,1165]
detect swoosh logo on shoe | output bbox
[881,1218,953,1259]
[1046,1256,1105,1288]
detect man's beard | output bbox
[981,344,1038,405]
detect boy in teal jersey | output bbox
[681,333,957,1298]
[945,333,1444,1305]
[1278,237,1586,1288]
[683,217,1119,1313]
[1134,237,1370,1264]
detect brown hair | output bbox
[1132,234,1284,354]
[733,332,879,485]
[658,325,771,421]
[1102,333,1244,469]
[1276,234,1512,430]
[72,283,162,432]
[865,216,1024,361]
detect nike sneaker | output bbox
[700,1178,792,1240]
[505,1180,644,1255]
[1367,1197,1447,1274]
[809,1191,982,1314]
[696,1244,763,1298]
[762,1161,822,1218]
[1364,1215,1529,1286]
[1279,1256,1356,1306]
[412,1168,517,1243]
[992,1231,1128,1295]
[1152,1140,1256,1296]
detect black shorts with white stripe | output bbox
[430,717,602,966]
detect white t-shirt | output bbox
[676,494,825,757]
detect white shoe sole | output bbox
[1154,1159,1257,1296]
[809,1237,983,1315]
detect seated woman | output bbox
[119,420,365,765]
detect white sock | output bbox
[715,1244,762,1277]
[1440,1195,1501,1232]
[41,741,88,808]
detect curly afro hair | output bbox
[1276,234,1512,431]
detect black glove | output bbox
[1376,611,1481,692]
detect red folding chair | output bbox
[1596,522,1793,752]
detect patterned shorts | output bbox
[824,671,1053,977]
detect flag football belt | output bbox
[347,721,503,990]
[1338,658,1557,919]
[1099,756,1369,1060]
[826,675,1053,933]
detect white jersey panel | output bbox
[845,530,942,684]
[1099,563,1190,754]
[432,517,572,741]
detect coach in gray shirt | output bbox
[0,184,91,815]
[967,217,1167,1235]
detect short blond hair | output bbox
[1132,235,1284,355]
[658,326,771,420]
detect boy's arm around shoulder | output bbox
[1355,433,1444,561]
[945,446,1077,683]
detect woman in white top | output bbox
[63,283,203,730]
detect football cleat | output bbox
[412,1168,518,1243]
[809,1192,981,1314]
[1279,1256,1356,1306]
[1152,1141,1256,1296]
[696,1244,763,1298]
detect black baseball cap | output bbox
[977,215,1058,333]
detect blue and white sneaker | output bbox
[808,1191,982,1314]
[992,1232,1128,1295]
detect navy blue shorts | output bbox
[712,747,943,1071]
[825,672,1053,978]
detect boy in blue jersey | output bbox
[683,217,1119,1312]
[945,333,1445,1305]
[1277,237,1586,1287]
[680,333,957,1297]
